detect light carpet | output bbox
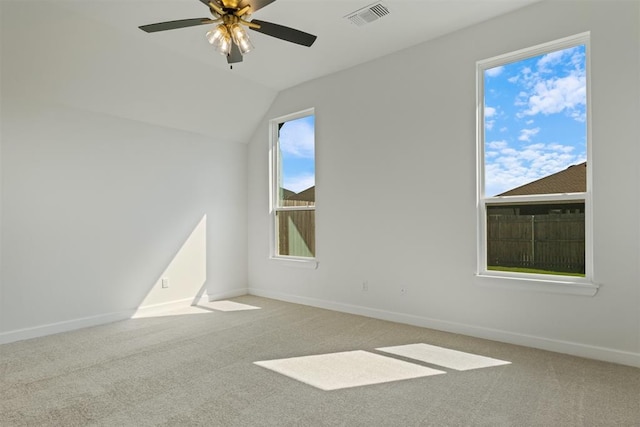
[377,343,511,371]
[204,300,262,312]
[1,295,639,426]
[255,350,445,390]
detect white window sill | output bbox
[474,273,599,296]
[270,257,319,269]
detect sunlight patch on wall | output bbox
[137,215,207,310]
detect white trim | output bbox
[204,288,250,301]
[133,296,197,318]
[474,273,599,296]
[0,309,134,345]
[268,107,316,261]
[477,32,591,71]
[268,257,319,269]
[485,193,585,204]
[248,288,640,368]
[133,288,250,317]
[476,32,593,288]
[274,206,316,212]
[0,289,250,345]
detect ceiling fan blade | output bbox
[250,20,316,47]
[227,43,243,64]
[139,18,214,33]
[238,0,276,13]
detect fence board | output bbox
[277,210,315,257]
[487,213,584,274]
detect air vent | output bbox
[345,2,390,27]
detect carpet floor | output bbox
[1,295,639,426]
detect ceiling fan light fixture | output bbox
[231,24,254,54]
[206,24,232,56]
[139,0,318,65]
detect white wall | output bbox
[0,101,248,339]
[0,2,3,336]
[247,0,640,366]
[0,1,250,341]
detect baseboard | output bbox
[133,288,250,317]
[0,309,135,346]
[132,296,201,318]
[204,287,249,302]
[248,288,640,368]
[0,287,250,346]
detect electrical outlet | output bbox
[362,281,369,291]
[400,287,406,294]
[161,278,169,288]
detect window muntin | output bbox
[478,34,591,281]
[270,110,315,259]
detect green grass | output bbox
[488,266,585,277]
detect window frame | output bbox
[269,108,317,264]
[475,32,597,293]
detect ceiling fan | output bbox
[139,0,317,65]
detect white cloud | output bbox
[485,141,584,196]
[518,127,540,142]
[548,143,575,153]
[284,173,315,194]
[501,147,518,156]
[485,106,498,130]
[487,140,508,149]
[279,119,314,158]
[537,49,568,72]
[522,72,586,117]
[570,109,587,122]
[484,46,586,196]
[515,91,529,107]
[514,47,586,121]
[485,66,504,77]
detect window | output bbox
[270,109,315,259]
[477,33,592,283]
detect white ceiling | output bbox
[58,0,541,91]
[3,0,542,144]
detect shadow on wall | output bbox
[136,215,208,313]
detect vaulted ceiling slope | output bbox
[1,0,540,144]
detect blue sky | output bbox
[484,44,587,197]
[279,114,315,193]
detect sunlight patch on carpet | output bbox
[202,300,261,312]
[133,305,217,318]
[377,343,511,371]
[254,350,445,391]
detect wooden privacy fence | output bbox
[277,210,315,257]
[487,213,585,274]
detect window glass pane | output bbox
[276,210,315,257]
[277,115,315,207]
[486,202,585,276]
[484,45,587,197]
